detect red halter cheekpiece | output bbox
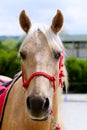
[22,52,64,92]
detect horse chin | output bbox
[29,114,49,121]
[31,116,48,121]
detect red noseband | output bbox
[22,69,57,91]
[22,53,64,92]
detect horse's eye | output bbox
[54,52,61,60]
[20,51,26,60]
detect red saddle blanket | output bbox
[0,72,22,127]
[0,79,13,122]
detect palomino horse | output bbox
[0,10,68,130]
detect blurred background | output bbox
[0,0,87,130]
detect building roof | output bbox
[60,34,87,42]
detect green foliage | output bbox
[0,49,21,77]
[66,57,87,93]
[1,38,17,51]
[0,38,21,78]
[16,36,25,50]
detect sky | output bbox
[0,0,87,35]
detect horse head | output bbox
[19,10,67,121]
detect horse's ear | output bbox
[51,10,64,34]
[19,10,31,33]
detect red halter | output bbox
[22,52,64,92]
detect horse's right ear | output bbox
[19,10,31,33]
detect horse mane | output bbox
[19,23,65,54]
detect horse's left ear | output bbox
[51,10,64,34]
[19,10,31,33]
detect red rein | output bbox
[22,53,64,92]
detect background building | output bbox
[60,34,87,58]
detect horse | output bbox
[0,10,68,130]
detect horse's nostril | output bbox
[43,98,49,112]
[26,96,31,110]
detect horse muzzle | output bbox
[26,95,51,121]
